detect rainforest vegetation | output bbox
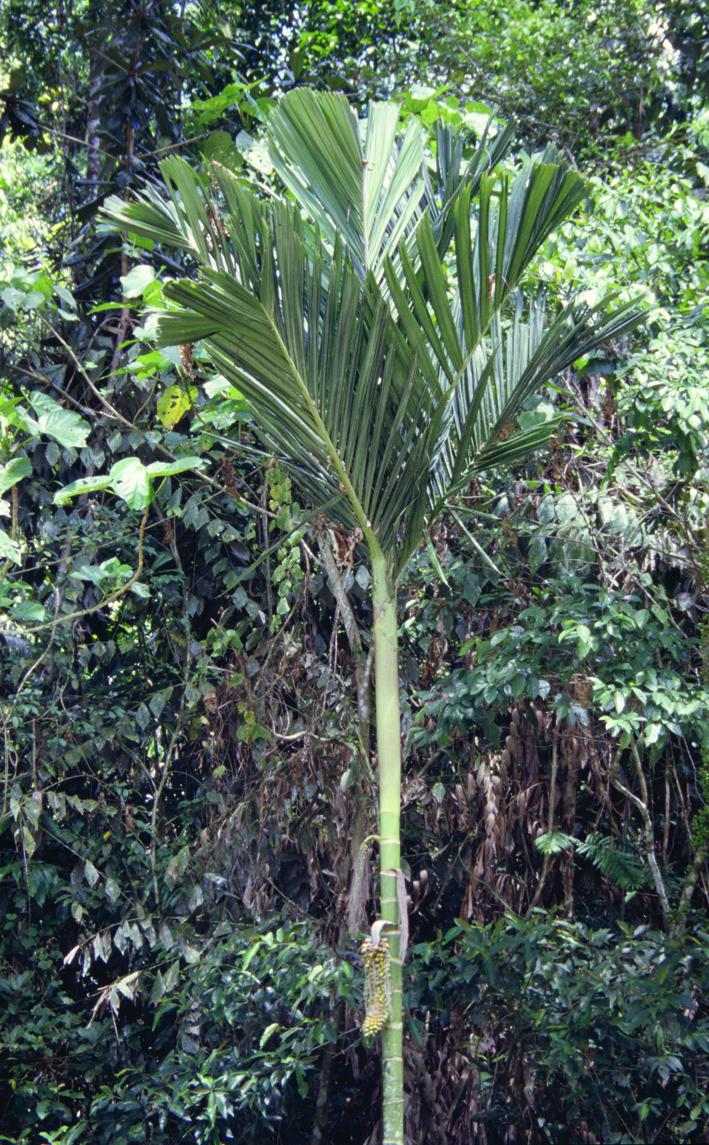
[0,2,707,1143]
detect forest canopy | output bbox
[0,2,707,1143]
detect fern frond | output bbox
[577,832,648,891]
[534,830,576,856]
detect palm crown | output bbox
[102,89,643,578]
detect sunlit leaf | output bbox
[0,456,32,497]
[157,384,197,428]
[53,474,113,505]
[120,263,155,298]
[28,393,91,449]
[0,527,21,565]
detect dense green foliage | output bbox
[1,2,707,1143]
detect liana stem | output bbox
[371,546,404,1145]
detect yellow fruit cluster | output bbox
[360,937,390,1039]
[362,1006,388,1037]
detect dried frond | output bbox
[396,869,409,964]
[348,837,372,937]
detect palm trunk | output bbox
[371,547,404,1145]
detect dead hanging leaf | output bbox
[157,384,197,429]
[347,839,372,937]
[179,342,196,380]
[396,869,409,963]
[91,970,141,1021]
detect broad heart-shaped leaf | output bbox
[109,458,153,510]
[268,89,427,281]
[54,474,114,505]
[145,458,206,479]
[70,557,133,586]
[120,263,155,298]
[0,456,32,497]
[28,392,90,449]
[54,456,204,508]
[110,456,205,508]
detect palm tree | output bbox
[102,90,643,1145]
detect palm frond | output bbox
[577,832,648,891]
[383,207,646,523]
[268,89,427,281]
[446,293,645,490]
[427,117,515,254]
[103,161,233,271]
[453,161,588,344]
